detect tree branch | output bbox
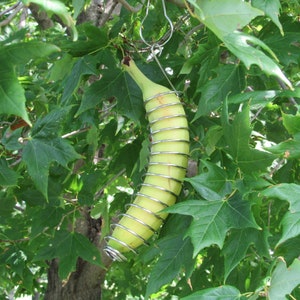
[28,3,54,30]
[277,78,297,106]
[0,2,24,27]
[117,0,143,13]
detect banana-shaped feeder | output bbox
[104,56,189,261]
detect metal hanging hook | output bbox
[139,0,174,49]
[139,0,180,94]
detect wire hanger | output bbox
[139,0,178,93]
[139,0,174,49]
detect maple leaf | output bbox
[223,103,276,173]
[165,193,259,257]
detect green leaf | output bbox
[268,257,300,300]
[263,32,300,66]
[262,183,300,245]
[185,160,231,200]
[23,137,80,200]
[22,107,80,199]
[1,127,23,151]
[203,125,223,156]
[228,88,300,106]
[30,206,65,237]
[72,0,85,19]
[193,64,245,119]
[0,62,31,125]
[262,183,300,211]
[76,68,144,121]
[0,42,59,125]
[191,0,263,38]
[61,55,100,104]
[223,32,292,89]
[78,170,106,205]
[228,90,279,106]
[138,138,150,172]
[189,0,291,87]
[31,107,71,138]
[181,285,241,300]
[223,104,276,173]
[276,236,300,265]
[0,158,19,187]
[144,234,194,299]
[266,133,300,159]
[252,0,283,35]
[181,39,220,88]
[0,41,59,66]
[0,193,16,217]
[222,228,269,280]
[61,24,109,57]
[34,230,103,279]
[282,112,300,135]
[49,53,74,82]
[278,212,300,246]
[165,193,259,257]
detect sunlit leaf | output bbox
[190,0,263,38]
[262,183,300,212]
[0,63,31,126]
[228,90,279,106]
[282,112,300,135]
[223,103,276,173]
[0,42,59,125]
[72,0,85,19]
[224,32,292,89]
[266,133,300,159]
[181,285,241,300]
[262,183,300,245]
[0,41,59,65]
[268,257,300,300]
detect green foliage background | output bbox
[1,0,300,299]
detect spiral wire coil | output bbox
[104,91,189,261]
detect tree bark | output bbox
[28,3,54,30]
[77,0,121,26]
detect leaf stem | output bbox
[61,127,91,139]
[94,168,126,200]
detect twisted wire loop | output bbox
[104,91,189,261]
[139,0,180,93]
[139,0,174,49]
